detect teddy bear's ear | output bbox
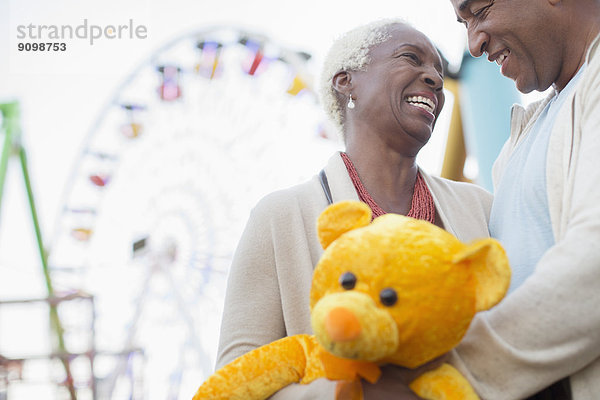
[317,201,372,249]
[453,238,511,312]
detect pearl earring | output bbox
[347,94,355,109]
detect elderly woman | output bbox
[216,19,492,399]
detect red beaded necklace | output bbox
[340,152,435,223]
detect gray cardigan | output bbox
[217,152,492,399]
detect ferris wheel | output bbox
[47,25,340,400]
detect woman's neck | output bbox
[344,143,419,215]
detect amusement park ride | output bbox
[0,25,517,399]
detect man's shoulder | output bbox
[578,34,600,101]
[586,32,600,65]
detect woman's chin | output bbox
[409,129,432,146]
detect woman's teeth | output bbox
[406,96,434,113]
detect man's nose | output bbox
[467,28,489,58]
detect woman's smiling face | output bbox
[350,24,445,146]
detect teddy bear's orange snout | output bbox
[325,306,362,342]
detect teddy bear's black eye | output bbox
[339,272,357,290]
[380,288,398,306]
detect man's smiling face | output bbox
[450,0,562,93]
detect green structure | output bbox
[0,101,77,400]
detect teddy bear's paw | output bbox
[409,363,480,400]
[193,334,323,400]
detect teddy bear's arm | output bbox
[193,334,326,400]
[409,363,480,400]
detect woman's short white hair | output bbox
[319,18,409,132]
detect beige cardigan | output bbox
[217,152,493,399]
[449,34,600,399]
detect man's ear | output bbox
[453,238,511,312]
[317,201,371,249]
[332,71,352,96]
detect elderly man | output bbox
[445,0,600,399]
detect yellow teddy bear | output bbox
[193,200,510,400]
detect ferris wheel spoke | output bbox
[98,261,156,399]
[157,253,214,377]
